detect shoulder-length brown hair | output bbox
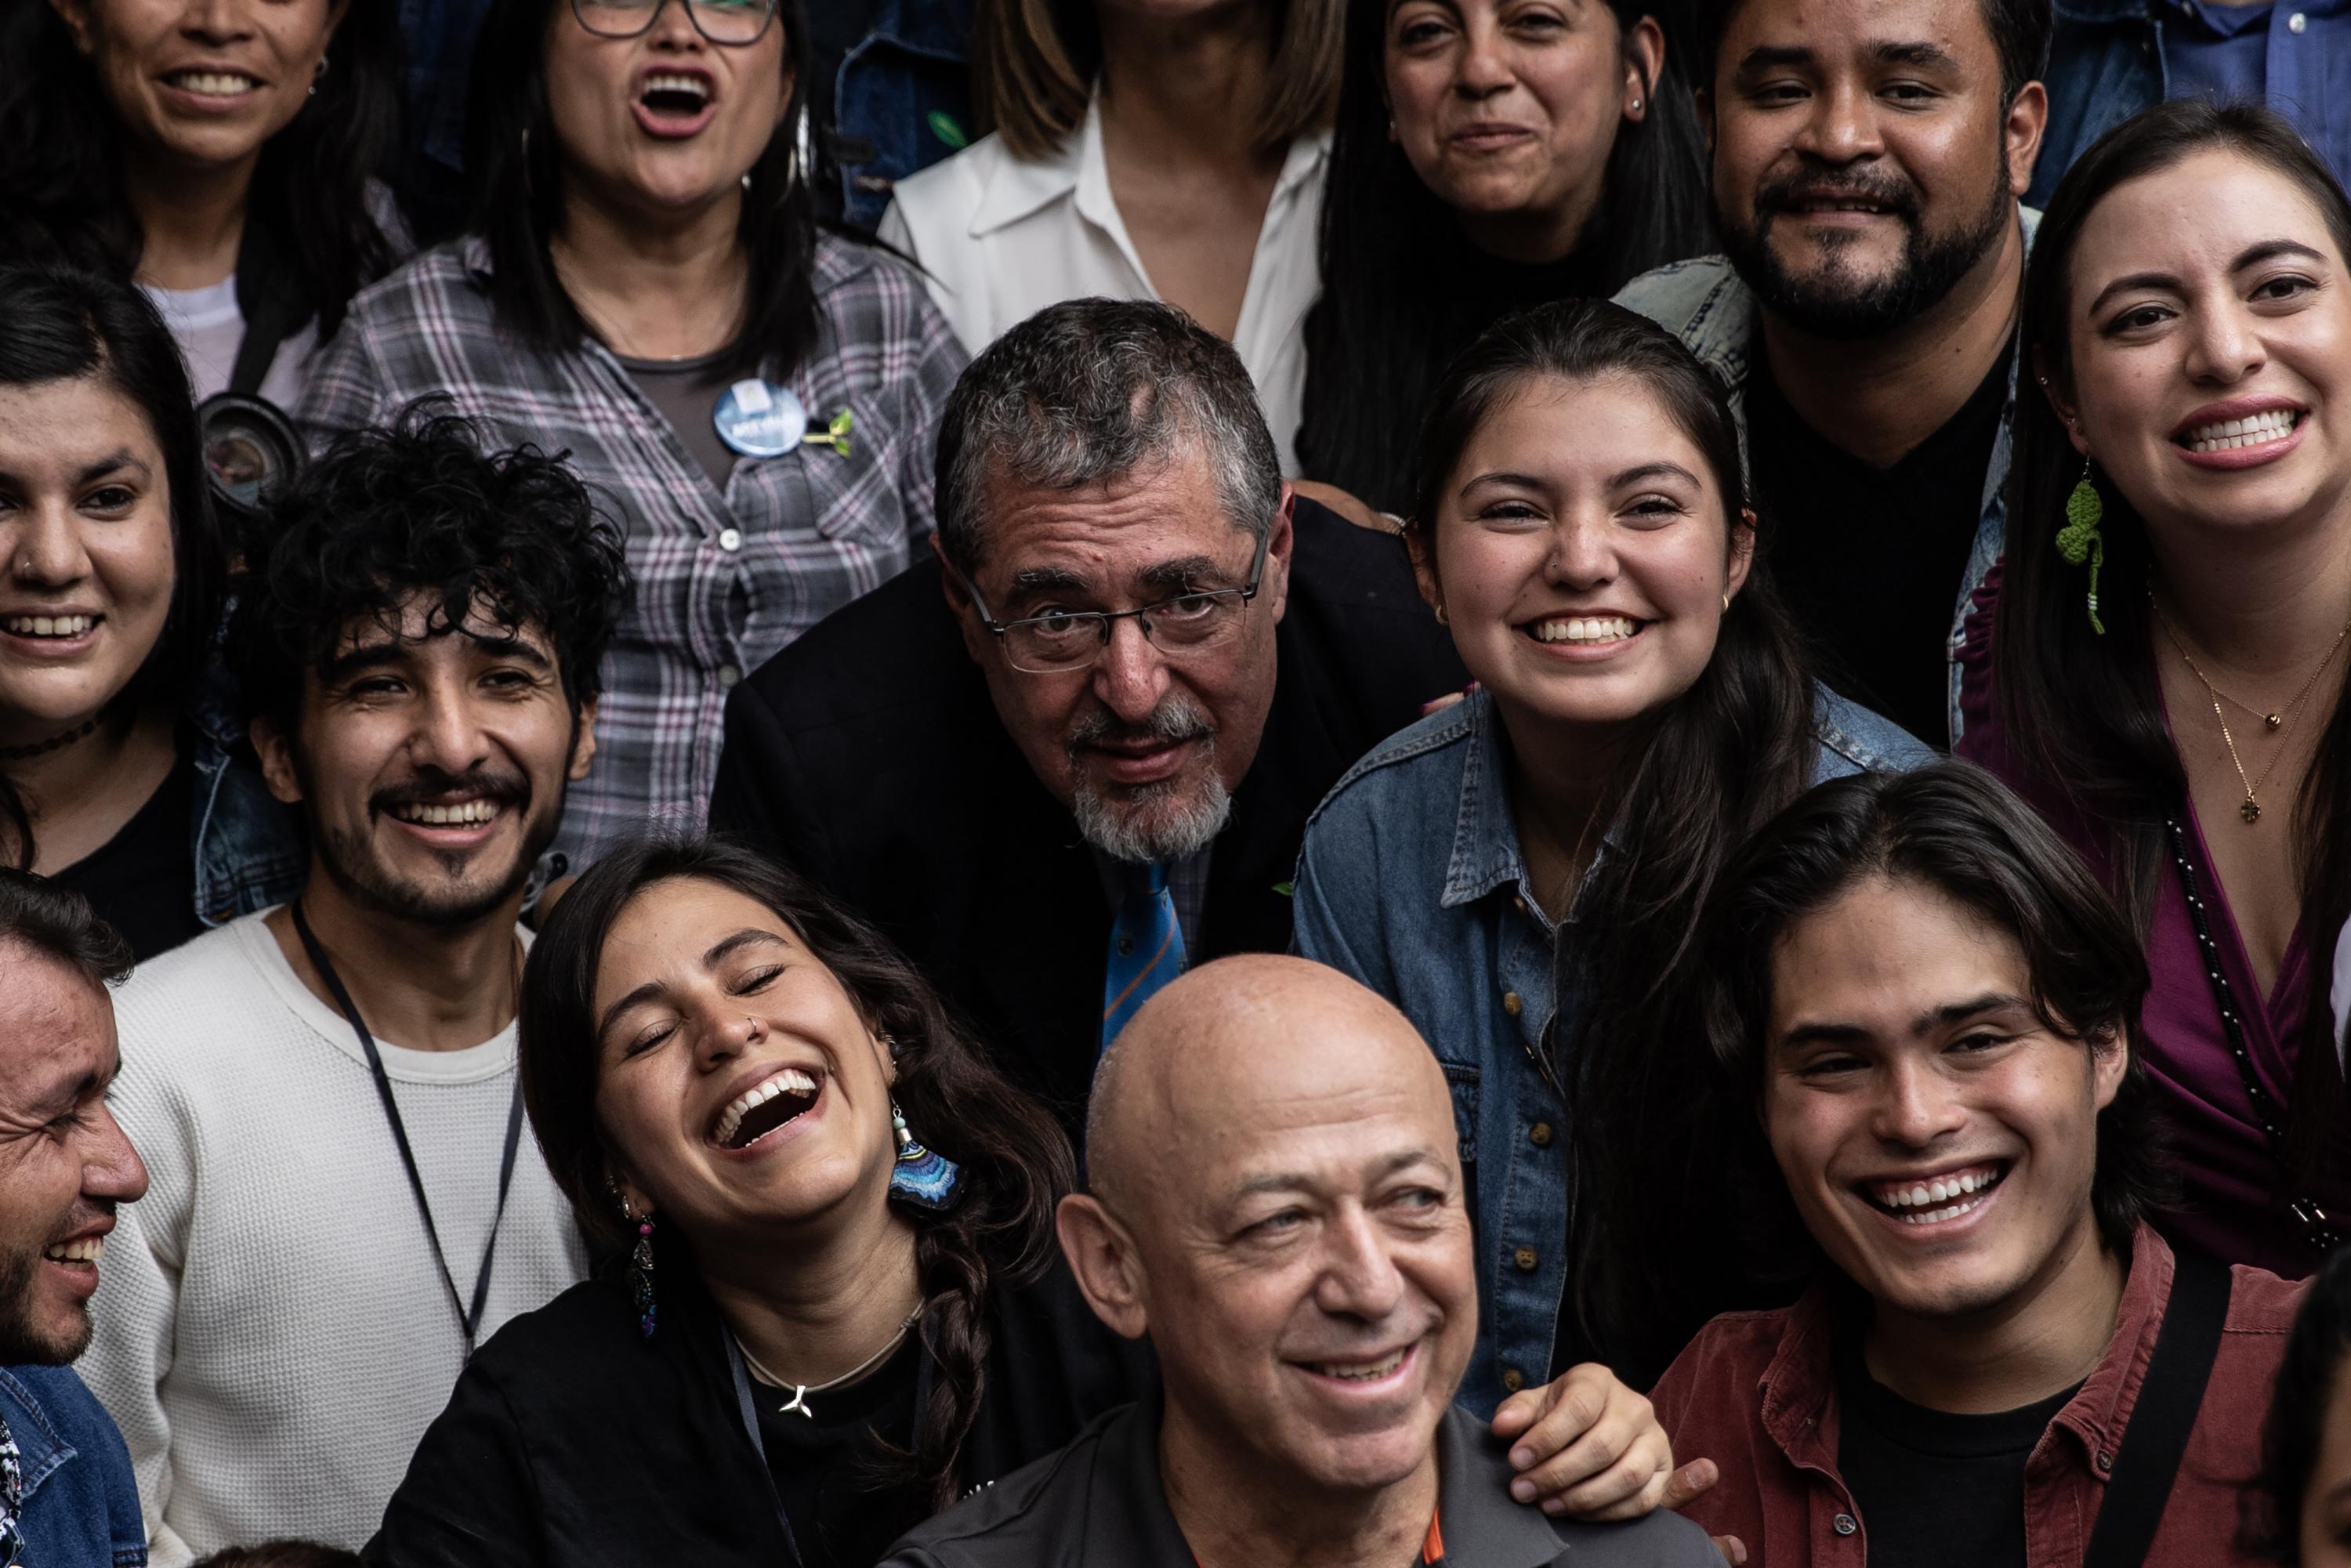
[974,0,1341,161]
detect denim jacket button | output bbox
[1528,1122,1554,1148]
[1501,1368,1526,1392]
[1502,991,1523,1017]
[1513,1246,1538,1272]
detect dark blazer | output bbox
[709,498,1465,1130]
[364,1247,1152,1567]
[878,1395,1723,1567]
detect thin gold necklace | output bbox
[2150,591,2351,824]
[737,1302,925,1421]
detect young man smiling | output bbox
[78,411,632,1563]
[1654,762,2302,1568]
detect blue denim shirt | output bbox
[1291,686,1931,1418]
[2030,0,2351,211]
[831,0,976,231]
[0,1366,144,1568]
[1614,212,2036,748]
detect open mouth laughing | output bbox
[634,67,717,136]
[709,1065,822,1151]
[42,1234,103,1269]
[1860,1161,2010,1226]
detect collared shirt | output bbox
[879,1395,1722,1566]
[1651,1227,2305,1568]
[297,233,969,864]
[0,1364,146,1568]
[1614,216,2038,748]
[1090,847,1213,963]
[2033,0,2351,208]
[878,97,1329,474]
[1290,686,1931,1417]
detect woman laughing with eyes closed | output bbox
[1291,298,1931,1395]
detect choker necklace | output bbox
[0,712,105,764]
[2150,590,2351,825]
[737,1302,925,1421]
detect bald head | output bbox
[1086,955,1454,1215]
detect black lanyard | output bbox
[290,900,528,1349]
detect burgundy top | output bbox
[1956,566,2349,1275]
[1654,1226,2303,1568]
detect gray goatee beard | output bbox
[1067,696,1232,864]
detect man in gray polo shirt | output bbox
[882,957,1723,1568]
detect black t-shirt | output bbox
[1744,336,2016,749]
[755,1331,925,1568]
[1835,1340,2079,1568]
[48,741,202,961]
[617,349,738,494]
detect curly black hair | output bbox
[230,403,632,734]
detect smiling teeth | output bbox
[391,800,502,827]
[1532,616,1637,644]
[1872,1165,2004,1220]
[4,615,94,637]
[2188,410,2298,452]
[713,1067,817,1147]
[641,73,709,103]
[170,71,259,96]
[44,1237,102,1265]
[1313,1347,1407,1382]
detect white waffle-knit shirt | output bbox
[79,911,589,1564]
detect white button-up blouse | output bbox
[878,94,1329,476]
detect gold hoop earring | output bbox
[1722,592,1732,612]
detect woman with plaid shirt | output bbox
[300,0,966,867]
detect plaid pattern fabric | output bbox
[299,234,969,863]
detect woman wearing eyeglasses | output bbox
[299,0,967,866]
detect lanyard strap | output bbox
[289,900,527,1349]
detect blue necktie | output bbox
[1102,862,1186,1053]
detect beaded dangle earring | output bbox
[2055,457,2107,635]
[888,1102,963,1211]
[610,1179,657,1338]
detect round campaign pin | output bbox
[712,378,809,458]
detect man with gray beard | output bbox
[712,299,1464,1139]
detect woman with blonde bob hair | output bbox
[881,0,1342,473]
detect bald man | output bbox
[881,957,1721,1567]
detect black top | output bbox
[708,498,1466,1136]
[618,350,737,493]
[881,1395,1722,1567]
[759,1333,924,1568]
[48,742,202,961]
[1744,336,2016,748]
[365,1239,1154,1568]
[1835,1341,2078,1568]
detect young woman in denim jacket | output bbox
[0,265,299,961]
[1292,299,1932,1405]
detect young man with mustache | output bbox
[77,411,632,1563]
[711,299,1465,1138]
[1617,0,2050,748]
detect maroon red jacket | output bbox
[1652,1226,2302,1567]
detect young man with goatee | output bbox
[1656,763,2302,1568]
[79,411,632,1564]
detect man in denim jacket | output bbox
[1617,0,2051,746]
[0,873,150,1568]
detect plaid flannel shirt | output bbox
[298,232,968,863]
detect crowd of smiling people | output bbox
[3,0,2351,1564]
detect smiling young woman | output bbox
[1290,299,1931,1392]
[1959,100,2351,1277]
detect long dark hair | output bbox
[1697,764,2171,1318]
[463,0,821,384]
[520,837,1072,1512]
[2248,1244,2351,1563]
[0,0,404,346]
[0,263,223,871]
[1994,100,2351,1205]
[1407,299,1817,1377]
[1297,0,1711,512]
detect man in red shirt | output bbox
[1656,763,2303,1568]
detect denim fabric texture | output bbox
[0,1367,146,1568]
[2030,0,2351,212]
[1613,212,2037,747]
[1291,686,1932,1418]
[187,651,307,929]
[831,0,976,231]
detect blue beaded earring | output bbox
[889,1102,963,1211]
[610,1179,657,1338]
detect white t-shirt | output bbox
[879,95,1328,476]
[140,276,320,410]
[79,911,589,1565]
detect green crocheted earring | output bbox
[2055,458,2106,635]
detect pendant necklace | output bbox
[737,1302,925,1421]
[2150,590,2351,824]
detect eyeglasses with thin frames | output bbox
[570,0,777,46]
[951,527,1275,676]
